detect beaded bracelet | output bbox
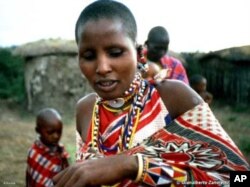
[134,154,143,182]
[136,157,187,186]
[134,153,148,183]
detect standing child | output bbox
[26,108,69,187]
[190,74,213,105]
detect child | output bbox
[26,108,69,187]
[190,74,213,105]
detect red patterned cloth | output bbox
[76,84,249,186]
[76,84,168,159]
[26,140,70,187]
[160,55,189,85]
[125,103,249,186]
[143,49,189,84]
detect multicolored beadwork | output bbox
[139,157,187,186]
[91,72,149,153]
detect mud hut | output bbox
[14,39,93,118]
[198,45,250,106]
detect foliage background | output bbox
[0,48,25,102]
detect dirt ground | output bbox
[0,100,249,186]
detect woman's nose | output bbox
[96,54,112,75]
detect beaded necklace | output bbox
[90,72,148,153]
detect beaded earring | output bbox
[137,45,149,73]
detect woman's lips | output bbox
[96,80,118,92]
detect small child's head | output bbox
[190,74,207,93]
[35,108,63,147]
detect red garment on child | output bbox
[26,140,69,187]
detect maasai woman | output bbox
[53,0,249,186]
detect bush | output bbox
[0,48,25,102]
[239,137,250,154]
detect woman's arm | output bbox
[156,79,203,119]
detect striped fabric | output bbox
[26,140,69,187]
[124,103,249,186]
[76,84,169,159]
[76,86,250,186]
[143,49,189,84]
[160,55,189,85]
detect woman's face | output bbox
[78,18,137,100]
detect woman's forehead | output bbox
[78,19,135,49]
[77,18,134,45]
[81,19,125,38]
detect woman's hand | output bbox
[53,154,138,187]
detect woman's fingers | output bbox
[53,162,93,187]
[52,155,137,186]
[58,171,81,187]
[53,168,68,185]
[53,164,82,187]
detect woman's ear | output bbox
[136,44,149,74]
[35,126,40,133]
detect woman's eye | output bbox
[81,51,96,60]
[109,48,123,57]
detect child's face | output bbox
[78,18,137,100]
[39,119,62,147]
[195,78,207,93]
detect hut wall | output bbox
[200,59,250,106]
[25,54,93,117]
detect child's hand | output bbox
[154,68,171,83]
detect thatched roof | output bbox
[200,45,250,64]
[13,39,78,58]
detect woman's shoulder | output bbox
[155,79,191,94]
[76,93,97,139]
[76,92,97,111]
[155,79,203,119]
